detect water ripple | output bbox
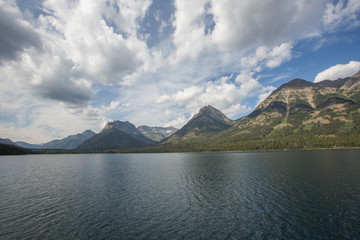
[0,151,360,239]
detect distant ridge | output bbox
[13,130,95,150]
[137,125,178,141]
[77,121,155,150]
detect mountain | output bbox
[77,121,155,150]
[151,71,360,152]
[0,138,41,149]
[163,105,235,144]
[12,130,95,149]
[137,125,178,141]
[41,130,95,149]
[102,120,155,143]
[209,71,360,150]
[15,141,43,149]
[0,138,16,145]
[106,120,143,135]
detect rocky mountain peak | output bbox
[104,120,141,135]
[163,105,234,143]
[274,78,314,93]
[195,105,233,124]
[82,129,96,136]
[137,125,178,142]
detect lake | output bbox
[0,150,359,239]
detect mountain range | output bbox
[77,121,157,150]
[2,71,360,153]
[157,71,360,151]
[1,130,95,150]
[1,123,178,151]
[138,125,178,142]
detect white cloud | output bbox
[171,0,211,62]
[265,43,293,68]
[156,95,171,104]
[164,113,189,129]
[158,73,273,122]
[1,0,360,143]
[241,43,294,71]
[169,0,320,64]
[323,0,360,32]
[40,0,153,85]
[173,86,204,105]
[314,61,360,83]
[210,0,324,50]
[0,97,104,143]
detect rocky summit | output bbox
[77,121,155,150]
[209,71,360,150]
[137,126,178,142]
[155,71,360,151]
[163,105,235,144]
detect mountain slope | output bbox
[13,130,95,149]
[151,72,360,152]
[103,120,154,144]
[0,138,42,149]
[15,141,43,149]
[163,105,235,144]
[77,121,155,150]
[41,130,95,149]
[211,71,360,150]
[77,128,152,150]
[0,138,16,145]
[137,126,178,141]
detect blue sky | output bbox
[1,0,360,143]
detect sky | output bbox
[1,0,360,143]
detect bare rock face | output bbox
[104,121,142,135]
[137,126,178,142]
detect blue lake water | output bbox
[0,150,360,239]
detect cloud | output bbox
[0,86,102,143]
[1,42,95,107]
[173,86,204,105]
[323,0,360,32]
[241,43,294,71]
[265,43,293,68]
[158,73,274,120]
[314,61,360,83]
[0,2,42,63]
[29,54,95,106]
[34,77,94,107]
[0,0,157,107]
[169,0,321,63]
[171,0,211,62]
[1,0,360,142]
[156,95,171,104]
[39,0,151,85]
[210,0,323,50]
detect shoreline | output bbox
[2,144,360,156]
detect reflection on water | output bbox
[0,150,359,239]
